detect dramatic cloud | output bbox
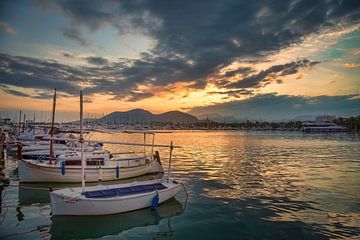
[52,0,360,94]
[0,21,16,34]
[0,85,31,97]
[84,56,108,65]
[0,53,155,101]
[189,93,360,120]
[208,89,254,99]
[1,0,360,106]
[218,59,320,89]
[62,26,88,46]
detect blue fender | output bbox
[151,192,159,210]
[61,161,66,175]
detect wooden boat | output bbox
[18,150,163,182]
[50,91,183,215]
[50,178,182,215]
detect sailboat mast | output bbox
[49,88,57,164]
[33,113,36,135]
[80,90,85,192]
[23,114,26,132]
[18,110,21,133]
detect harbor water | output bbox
[0,130,359,239]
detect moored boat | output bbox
[18,151,163,183]
[300,121,347,132]
[50,178,183,215]
[49,90,183,215]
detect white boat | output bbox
[18,144,101,160]
[50,91,183,215]
[18,151,163,182]
[300,121,347,132]
[50,178,183,215]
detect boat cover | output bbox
[84,183,167,198]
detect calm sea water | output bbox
[0,131,359,239]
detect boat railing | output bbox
[45,137,181,180]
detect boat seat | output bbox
[84,183,167,198]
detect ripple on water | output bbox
[1,131,359,239]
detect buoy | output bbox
[61,161,65,175]
[151,192,159,210]
[116,166,119,178]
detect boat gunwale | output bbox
[50,180,180,201]
[19,158,158,170]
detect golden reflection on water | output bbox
[1,130,359,239]
[88,130,360,233]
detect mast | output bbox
[49,88,57,164]
[18,110,22,133]
[33,113,36,136]
[80,90,85,192]
[23,114,26,132]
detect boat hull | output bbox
[50,180,183,215]
[18,159,163,183]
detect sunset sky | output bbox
[0,0,359,121]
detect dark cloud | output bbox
[189,93,360,120]
[2,1,360,103]
[208,89,254,99]
[224,60,320,89]
[0,53,84,95]
[224,67,254,77]
[51,0,360,95]
[62,26,89,46]
[0,85,31,97]
[84,56,108,65]
[0,53,154,102]
[188,80,207,89]
[32,92,56,99]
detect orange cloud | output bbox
[296,73,304,79]
[0,21,16,34]
[344,63,360,68]
[351,49,360,55]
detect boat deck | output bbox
[84,183,167,198]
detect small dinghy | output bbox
[50,91,184,215]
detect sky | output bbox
[0,0,359,121]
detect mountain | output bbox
[156,111,198,123]
[100,109,198,124]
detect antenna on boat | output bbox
[49,88,57,164]
[80,90,85,193]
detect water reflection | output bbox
[50,198,184,239]
[2,131,359,239]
